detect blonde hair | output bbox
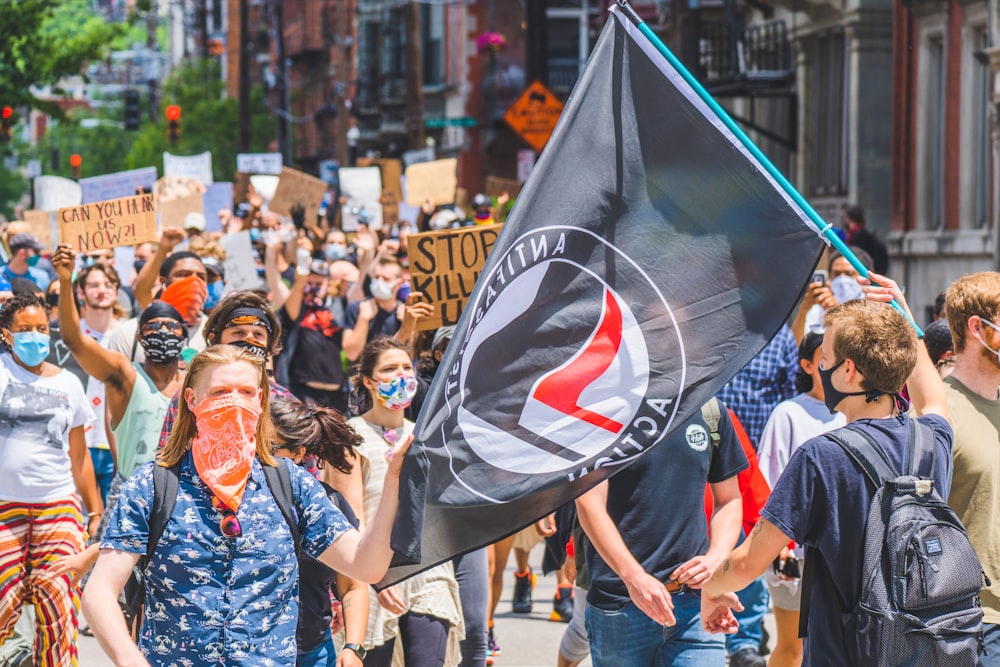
[159,344,276,467]
[945,272,1000,352]
[188,236,227,262]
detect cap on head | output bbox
[201,256,225,279]
[432,325,456,351]
[184,212,206,231]
[9,233,42,253]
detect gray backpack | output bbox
[810,421,987,665]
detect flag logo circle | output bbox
[436,225,686,501]
[686,424,709,451]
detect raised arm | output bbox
[52,245,132,386]
[862,271,948,421]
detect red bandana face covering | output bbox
[189,392,262,511]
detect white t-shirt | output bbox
[81,317,117,451]
[757,393,846,489]
[0,353,95,502]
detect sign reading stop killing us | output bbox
[408,224,502,330]
[58,193,158,252]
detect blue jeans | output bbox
[725,575,769,654]
[297,628,337,667]
[88,447,115,505]
[586,592,725,666]
[453,548,488,667]
[981,623,1000,666]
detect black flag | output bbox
[382,7,824,587]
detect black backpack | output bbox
[121,461,300,639]
[804,420,987,666]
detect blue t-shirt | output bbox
[762,413,953,667]
[586,405,749,610]
[2,264,50,289]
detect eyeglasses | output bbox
[211,495,242,539]
[141,320,185,336]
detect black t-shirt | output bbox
[761,414,953,667]
[279,306,345,388]
[343,300,401,342]
[585,405,748,610]
[297,483,359,652]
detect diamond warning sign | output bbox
[503,81,565,153]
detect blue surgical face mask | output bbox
[11,331,50,367]
[250,228,262,244]
[204,280,225,311]
[26,255,41,268]
[325,244,347,262]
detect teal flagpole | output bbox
[615,1,922,336]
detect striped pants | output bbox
[0,498,85,667]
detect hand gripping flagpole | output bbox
[615,0,923,337]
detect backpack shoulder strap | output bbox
[144,463,180,570]
[263,460,301,553]
[908,419,936,479]
[700,398,722,446]
[826,425,900,488]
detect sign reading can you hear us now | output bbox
[408,224,502,331]
[58,193,158,252]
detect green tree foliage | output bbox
[0,0,125,115]
[127,59,274,182]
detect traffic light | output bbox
[70,153,82,180]
[165,105,182,145]
[1,107,13,144]
[124,90,141,131]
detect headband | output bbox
[139,301,188,336]
[226,307,273,334]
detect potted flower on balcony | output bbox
[477,31,507,55]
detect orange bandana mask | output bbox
[161,274,208,324]
[189,392,262,511]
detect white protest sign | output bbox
[402,147,436,168]
[33,176,82,212]
[79,167,157,204]
[339,166,384,231]
[202,183,233,233]
[220,230,265,294]
[249,175,279,202]
[163,151,214,184]
[236,152,283,175]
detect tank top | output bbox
[112,363,171,479]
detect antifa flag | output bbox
[382,6,824,587]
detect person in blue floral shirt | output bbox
[82,344,410,667]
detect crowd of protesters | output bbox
[0,177,998,667]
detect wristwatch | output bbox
[343,643,367,660]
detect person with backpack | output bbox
[81,344,411,667]
[701,278,983,666]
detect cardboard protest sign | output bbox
[357,158,402,228]
[22,210,54,250]
[33,176,82,212]
[58,194,158,252]
[407,223,502,330]
[159,191,204,229]
[339,166,384,231]
[404,158,458,207]
[236,152,283,175]
[485,177,523,199]
[268,167,328,224]
[163,151,213,184]
[79,167,157,204]
[220,230,265,294]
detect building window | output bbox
[963,23,991,228]
[808,28,848,198]
[546,0,600,92]
[421,4,445,88]
[919,31,946,230]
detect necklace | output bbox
[369,422,400,445]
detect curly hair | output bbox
[348,337,412,415]
[0,293,50,332]
[270,398,360,474]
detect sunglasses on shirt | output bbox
[211,495,242,539]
